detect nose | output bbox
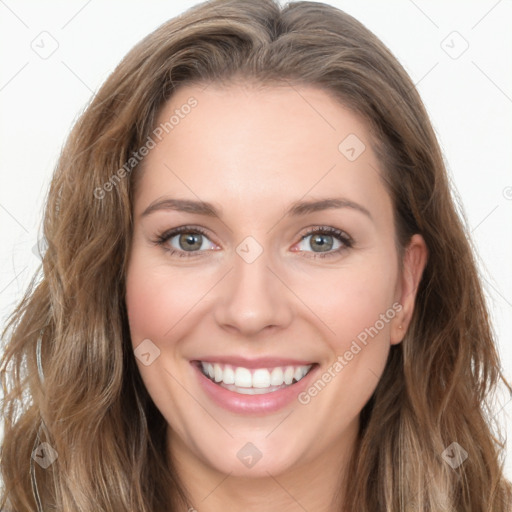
[213,245,294,337]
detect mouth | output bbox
[193,360,316,395]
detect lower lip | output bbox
[192,362,318,414]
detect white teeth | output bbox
[270,367,284,386]
[234,367,252,388]
[252,369,271,388]
[222,384,282,395]
[214,363,223,382]
[199,361,313,391]
[223,365,235,385]
[283,366,294,385]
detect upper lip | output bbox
[192,356,316,369]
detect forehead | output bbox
[134,82,392,226]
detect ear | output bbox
[390,234,428,345]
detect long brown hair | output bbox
[1,0,511,510]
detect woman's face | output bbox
[125,82,426,478]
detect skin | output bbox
[125,82,427,512]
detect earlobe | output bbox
[392,323,404,345]
[391,234,428,345]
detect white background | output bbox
[1,0,511,479]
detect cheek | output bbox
[125,272,169,346]
[297,269,398,422]
[124,252,198,433]
[303,256,398,352]
[125,251,201,346]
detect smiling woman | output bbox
[1,0,511,511]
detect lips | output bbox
[191,358,318,413]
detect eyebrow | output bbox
[141,197,372,220]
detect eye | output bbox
[294,226,353,259]
[152,225,354,259]
[153,226,217,258]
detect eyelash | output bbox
[152,225,354,260]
